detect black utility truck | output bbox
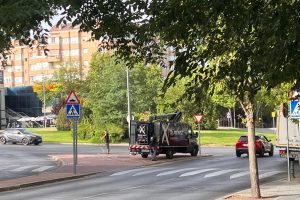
[129,112,199,159]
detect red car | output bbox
[235,134,274,157]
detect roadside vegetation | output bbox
[29,127,276,146]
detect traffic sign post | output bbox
[65,91,81,174]
[193,114,204,156]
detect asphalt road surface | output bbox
[0,144,292,200]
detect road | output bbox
[0,143,292,200]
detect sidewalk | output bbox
[0,152,299,200]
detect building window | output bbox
[83,61,89,66]
[4,77,12,83]
[48,37,59,44]
[14,77,23,84]
[83,48,88,54]
[30,62,49,71]
[6,67,12,72]
[63,50,70,56]
[14,54,22,60]
[63,38,69,44]
[14,65,23,72]
[70,37,79,44]
[70,49,79,56]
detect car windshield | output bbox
[239,136,248,141]
[17,129,32,135]
[239,136,260,141]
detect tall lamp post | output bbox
[42,74,46,128]
[126,65,131,141]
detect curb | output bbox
[0,172,99,192]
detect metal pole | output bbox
[42,75,46,128]
[286,111,290,182]
[198,123,201,156]
[72,120,76,174]
[126,65,131,142]
[75,120,78,165]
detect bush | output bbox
[77,118,127,143]
[56,107,71,131]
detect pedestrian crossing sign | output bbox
[290,100,300,119]
[66,104,80,119]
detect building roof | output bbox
[50,23,80,32]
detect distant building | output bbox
[4,24,100,87]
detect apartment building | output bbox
[4,24,100,87]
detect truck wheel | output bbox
[236,151,241,157]
[191,146,198,156]
[141,153,148,158]
[269,145,274,157]
[166,149,173,159]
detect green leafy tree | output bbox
[34,63,86,114]
[85,52,163,124]
[56,107,71,131]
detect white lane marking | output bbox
[10,165,38,172]
[32,166,54,172]
[111,168,153,176]
[259,171,284,179]
[204,169,238,178]
[180,168,216,177]
[157,168,197,177]
[133,168,173,176]
[230,171,250,179]
[0,165,19,170]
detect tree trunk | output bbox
[240,99,261,198]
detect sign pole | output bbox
[65,90,81,175]
[193,113,204,157]
[72,120,77,174]
[198,122,201,156]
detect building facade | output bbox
[4,24,100,87]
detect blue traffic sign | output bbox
[290,100,300,119]
[66,104,80,119]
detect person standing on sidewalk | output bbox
[102,130,110,154]
[149,136,158,161]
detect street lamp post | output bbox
[42,75,46,128]
[126,65,131,141]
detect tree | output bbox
[85,52,163,123]
[58,1,300,197]
[33,63,86,114]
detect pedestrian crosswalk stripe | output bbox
[110,167,284,180]
[32,166,54,172]
[10,165,38,172]
[157,168,197,176]
[230,171,250,179]
[133,168,173,176]
[0,165,18,170]
[111,168,151,176]
[259,171,284,179]
[204,169,238,178]
[180,168,216,177]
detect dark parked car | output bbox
[0,128,42,145]
[235,134,274,157]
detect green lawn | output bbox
[28,127,276,146]
[201,129,276,146]
[28,128,91,144]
